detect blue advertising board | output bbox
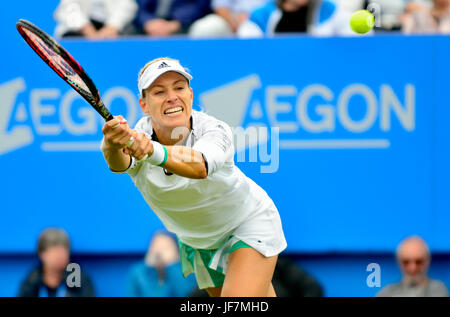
[1,8,450,254]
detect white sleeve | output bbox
[124,155,144,176]
[193,119,234,176]
[105,0,138,31]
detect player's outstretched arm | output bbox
[163,145,207,179]
[127,130,207,179]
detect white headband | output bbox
[138,59,193,95]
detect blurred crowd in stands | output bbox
[18,228,448,297]
[53,0,450,39]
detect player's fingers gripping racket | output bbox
[16,19,144,157]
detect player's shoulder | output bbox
[192,110,232,133]
[192,109,218,122]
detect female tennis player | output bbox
[100,57,287,297]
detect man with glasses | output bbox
[377,235,448,297]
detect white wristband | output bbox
[148,141,167,166]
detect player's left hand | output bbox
[126,130,154,161]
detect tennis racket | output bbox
[16,19,142,155]
[16,19,113,121]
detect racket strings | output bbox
[18,20,112,120]
[23,28,91,94]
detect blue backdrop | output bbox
[2,32,450,254]
[1,1,449,297]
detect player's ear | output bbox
[139,96,148,114]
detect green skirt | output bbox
[178,236,251,289]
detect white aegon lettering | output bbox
[380,84,415,131]
[30,88,61,135]
[338,84,377,133]
[0,78,33,155]
[61,90,97,135]
[103,87,139,128]
[266,86,297,132]
[297,84,335,132]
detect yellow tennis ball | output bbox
[350,10,375,34]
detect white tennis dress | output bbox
[120,110,287,272]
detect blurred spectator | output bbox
[189,0,271,38]
[237,0,354,38]
[127,230,196,297]
[402,0,450,34]
[364,0,432,32]
[366,0,406,31]
[137,0,211,37]
[377,235,449,297]
[271,255,324,297]
[54,0,139,39]
[188,254,323,297]
[18,228,95,297]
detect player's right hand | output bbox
[101,115,132,150]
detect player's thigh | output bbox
[266,282,276,297]
[205,286,222,297]
[221,247,278,297]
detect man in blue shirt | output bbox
[127,230,196,297]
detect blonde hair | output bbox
[138,57,184,97]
